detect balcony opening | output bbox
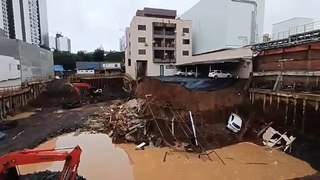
[165,39,175,47]
[154,38,163,47]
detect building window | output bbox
[128,59,131,66]
[139,49,146,55]
[17,64,20,70]
[138,25,146,31]
[183,28,189,33]
[183,51,189,56]
[183,39,190,45]
[138,37,146,43]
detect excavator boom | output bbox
[0,146,82,180]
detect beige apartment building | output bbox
[125,8,192,79]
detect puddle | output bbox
[12,112,36,120]
[18,133,134,180]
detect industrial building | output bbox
[49,33,72,52]
[181,0,265,55]
[0,36,54,86]
[0,0,49,46]
[125,8,192,79]
[76,61,122,75]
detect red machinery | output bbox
[63,82,103,108]
[0,146,82,180]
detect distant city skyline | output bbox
[0,0,49,46]
[46,0,320,52]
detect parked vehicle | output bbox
[208,70,232,79]
[187,70,201,77]
[227,113,242,133]
[175,70,187,76]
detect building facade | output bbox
[181,0,265,55]
[0,0,49,46]
[125,8,192,79]
[49,33,72,52]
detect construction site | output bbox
[1,37,320,179]
[0,1,320,179]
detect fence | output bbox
[256,21,320,44]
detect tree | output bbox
[53,51,78,70]
[104,51,124,62]
[77,51,92,61]
[92,48,105,61]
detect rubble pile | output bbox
[86,99,148,144]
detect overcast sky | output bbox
[47,0,320,52]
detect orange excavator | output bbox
[0,146,82,180]
[63,82,103,109]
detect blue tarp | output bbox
[0,131,7,140]
[54,65,64,72]
[153,76,237,91]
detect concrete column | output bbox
[302,100,307,133]
[185,67,188,77]
[209,65,212,72]
[196,66,198,78]
[277,96,280,110]
[293,99,297,129]
[285,98,289,125]
[263,94,267,111]
[269,95,273,106]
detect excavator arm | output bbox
[0,146,82,180]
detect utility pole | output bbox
[231,0,258,44]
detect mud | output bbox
[119,142,316,180]
[19,133,133,180]
[0,103,109,155]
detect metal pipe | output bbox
[189,111,198,146]
[231,0,258,44]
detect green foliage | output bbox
[53,48,125,70]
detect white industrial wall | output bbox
[181,0,265,54]
[125,16,192,79]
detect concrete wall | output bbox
[181,0,265,54]
[0,37,54,82]
[125,16,192,79]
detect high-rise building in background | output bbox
[0,0,49,47]
[119,36,125,52]
[0,0,9,37]
[49,33,72,52]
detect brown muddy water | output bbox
[18,132,134,180]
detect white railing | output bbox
[256,21,320,44]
